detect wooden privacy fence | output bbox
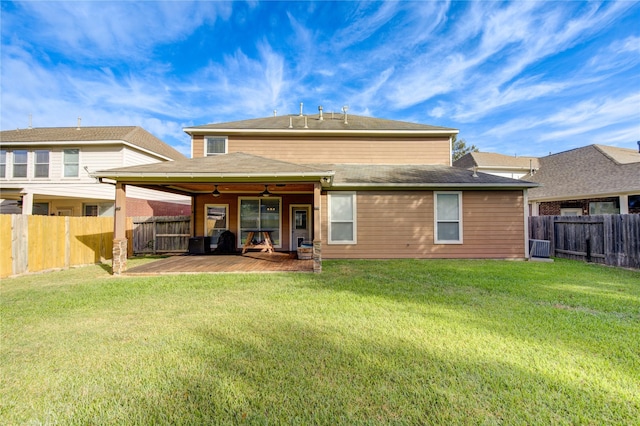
[529,214,640,269]
[0,215,134,278]
[131,216,190,254]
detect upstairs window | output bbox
[63,149,79,177]
[13,150,28,178]
[205,137,227,156]
[34,150,50,178]
[434,191,463,244]
[0,150,6,178]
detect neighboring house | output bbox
[524,144,640,216]
[95,110,537,273]
[0,126,190,217]
[454,152,539,179]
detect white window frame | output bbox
[328,191,357,244]
[434,191,463,244]
[205,137,228,156]
[63,148,80,178]
[12,149,28,178]
[34,150,50,178]
[0,150,6,178]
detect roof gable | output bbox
[454,152,539,169]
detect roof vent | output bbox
[273,109,277,117]
[76,117,82,130]
[342,105,349,124]
[28,113,33,129]
[299,102,304,116]
[288,116,293,129]
[318,105,324,121]
[637,141,639,153]
[304,116,308,129]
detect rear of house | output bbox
[96,111,536,273]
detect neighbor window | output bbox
[34,150,49,178]
[328,192,357,244]
[589,201,618,215]
[84,204,99,216]
[13,150,28,178]
[63,149,79,177]
[205,137,227,156]
[0,150,6,178]
[434,191,463,244]
[33,203,49,216]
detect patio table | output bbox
[242,230,275,254]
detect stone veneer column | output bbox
[112,238,128,275]
[313,240,322,273]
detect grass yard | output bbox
[1,258,639,425]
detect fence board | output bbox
[0,215,12,278]
[131,216,190,254]
[529,214,640,269]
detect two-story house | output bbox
[95,110,537,273]
[0,126,190,217]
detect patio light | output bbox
[212,185,221,197]
[261,185,272,197]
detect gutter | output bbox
[183,128,459,137]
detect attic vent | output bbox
[77,117,82,130]
[318,105,323,121]
[342,105,349,124]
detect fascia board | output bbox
[329,182,538,190]
[529,189,640,202]
[183,128,459,137]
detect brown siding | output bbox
[191,135,451,165]
[192,135,204,158]
[321,190,526,259]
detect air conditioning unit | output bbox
[529,239,550,258]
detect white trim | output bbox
[327,191,357,244]
[434,191,463,244]
[184,128,459,137]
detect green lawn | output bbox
[1,258,639,425]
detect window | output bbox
[34,150,49,178]
[589,201,618,215]
[13,150,28,178]
[84,205,99,216]
[33,203,49,216]
[560,208,582,216]
[63,149,79,177]
[0,150,6,178]
[205,204,228,247]
[239,198,281,247]
[205,137,227,156]
[434,191,462,244]
[328,192,357,244]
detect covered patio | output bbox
[126,252,314,275]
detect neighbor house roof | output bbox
[184,114,458,136]
[454,152,539,171]
[0,126,186,161]
[525,144,640,201]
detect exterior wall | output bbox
[191,135,451,165]
[321,190,526,259]
[193,193,314,250]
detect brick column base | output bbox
[112,238,128,275]
[313,240,322,273]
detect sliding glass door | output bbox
[239,198,281,247]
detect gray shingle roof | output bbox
[95,152,333,178]
[526,144,640,200]
[186,114,457,133]
[313,163,537,188]
[0,126,186,161]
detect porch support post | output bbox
[619,195,629,214]
[112,182,127,275]
[21,192,33,215]
[313,182,322,273]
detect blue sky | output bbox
[1,1,639,158]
